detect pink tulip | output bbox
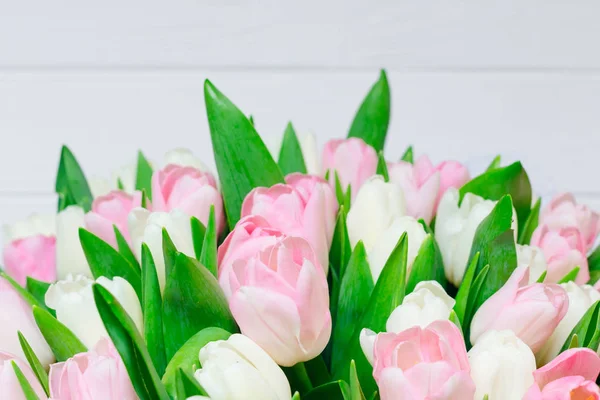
[224,236,331,367]
[540,193,600,250]
[370,320,475,400]
[0,353,46,400]
[321,138,378,199]
[152,164,224,234]
[470,266,568,353]
[531,225,589,284]
[524,348,600,400]
[49,338,137,400]
[387,155,470,224]
[241,175,338,270]
[84,190,144,247]
[3,234,56,285]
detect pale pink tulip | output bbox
[470,266,568,353]
[224,236,331,366]
[241,175,337,270]
[3,234,56,285]
[369,320,475,400]
[84,190,144,247]
[540,193,600,250]
[152,164,224,234]
[218,215,285,298]
[531,225,589,284]
[49,338,137,400]
[524,348,600,400]
[321,138,378,198]
[0,353,46,400]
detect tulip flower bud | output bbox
[386,281,455,333]
[4,213,55,240]
[56,205,90,279]
[0,353,46,400]
[163,148,209,171]
[468,330,537,400]
[517,244,547,284]
[193,334,291,400]
[45,275,143,349]
[223,236,331,366]
[537,282,600,365]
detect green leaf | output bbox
[536,270,548,283]
[190,217,206,260]
[141,244,166,376]
[32,305,87,362]
[117,177,125,190]
[304,381,351,400]
[375,151,389,182]
[349,360,367,400]
[568,334,580,349]
[460,162,532,235]
[485,155,502,171]
[25,277,54,316]
[463,264,491,343]
[452,252,480,326]
[347,69,391,152]
[293,392,301,400]
[304,355,331,389]
[588,246,600,285]
[93,285,170,400]
[79,228,142,300]
[199,205,218,277]
[162,228,178,282]
[175,368,208,399]
[135,150,153,200]
[114,225,140,269]
[55,145,93,212]
[12,361,41,400]
[162,253,237,360]
[406,234,448,294]
[334,171,351,210]
[283,362,313,395]
[162,327,231,397]
[0,273,44,311]
[332,242,374,370]
[205,80,285,229]
[141,189,149,209]
[278,122,307,175]
[560,300,600,353]
[17,332,49,396]
[558,266,581,284]
[518,198,541,245]
[449,310,462,331]
[329,206,352,279]
[400,145,413,163]
[248,115,255,126]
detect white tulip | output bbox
[4,213,56,241]
[45,274,143,349]
[299,133,320,175]
[386,281,455,333]
[56,205,90,279]
[468,330,536,400]
[536,282,600,365]
[128,207,195,290]
[359,328,377,366]
[516,244,547,284]
[88,176,113,198]
[89,163,137,197]
[435,188,517,286]
[194,334,291,400]
[163,148,208,171]
[347,176,406,252]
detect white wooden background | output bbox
[1,1,600,250]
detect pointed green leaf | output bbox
[304,380,351,400]
[453,252,480,325]
[162,228,178,281]
[117,177,125,190]
[449,310,462,331]
[25,277,54,316]
[141,189,149,209]
[558,266,581,284]
[588,246,600,285]
[18,332,49,396]
[400,145,413,163]
[329,206,351,279]
[348,70,391,152]
[406,234,448,294]
[55,145,93,212]
[334,171,347,208]
[278,122,307,175]
[1,273,45,311]
[204,80,284,229]
[304,355,331,389]
[349,360,367,400]
[32,305,87,361]
[284,362,314,396]
[135,151,153,200]
[79,228,142,300]
[12,361,41,400]
[200,205,218,277]
[536,270,548,283]
[175,368,208,399]
[141,244,166,376]
[518,198,541,245]
[376,151,389,182]
[485,155,502,171]
[292,392,301,400]
[568,334,580,349]
[560,300,600,353]
[463,264,491,343]
[190,217,206,260]
[114,225,140,269]
[163,253,237,360]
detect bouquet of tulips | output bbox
[2,70,600,400]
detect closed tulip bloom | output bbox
[193,334,291,400]
[540,193,600,250]
[537,282,600,365]
[468,330,537,400]
[4,213,55,240]
[531,225,589,284]
[470,266,568,353]
[321,138,378,198]
[0,277,54,367]
[386,281,455,333]
[218,216,285,298]
[45,275,143,349]
[49,338,137,400]
[362,320,475,400]
[524,348,600,400]
[152,164,224,234]
[163,148,209,171]
[128,207,195,290]
[517,244,547,284]
[84,190,144,248]
[3,235,56,286]
[0,353,46,400]
[56,205,90,279]
[224,237,331,366]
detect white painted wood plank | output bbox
[1,0,600,69]
[1,70,599,197]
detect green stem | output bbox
[284,362,313,395]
